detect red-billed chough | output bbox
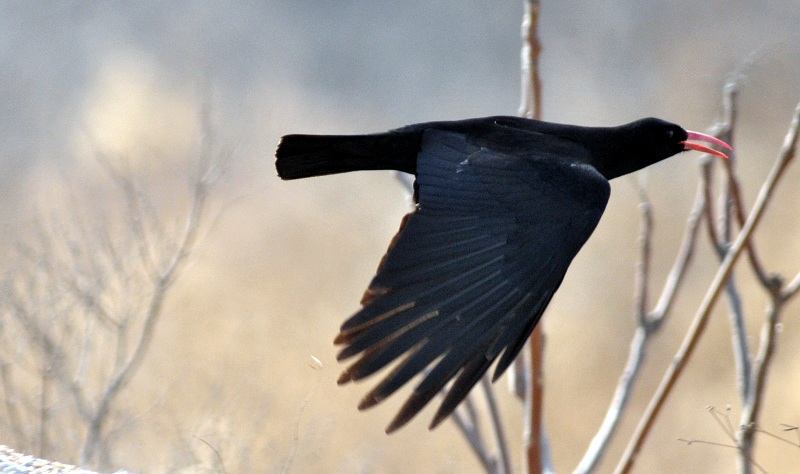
[275,116,731,433]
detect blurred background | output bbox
[1,1,799,472]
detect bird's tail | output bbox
[275,133,420,180]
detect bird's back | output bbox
[276,116,597,181]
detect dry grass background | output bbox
[2,2,800,473]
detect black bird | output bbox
[275,116,730,433]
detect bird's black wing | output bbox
[335,129,610,433]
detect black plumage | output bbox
[274,116,730,433]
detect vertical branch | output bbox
[522,334,545,474]
[634,182,653,324]
[648,182,707,323]
[481,376,512,474]
[714,84,752,402]
[701,157,722,248]
[738,294,782,471]
[519,1,546,473]
[450,399,498,473]
[518,0,542,120]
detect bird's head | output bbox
[592,117,731,180]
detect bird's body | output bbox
[275,116,729,433]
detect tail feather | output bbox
[275,132,420,180]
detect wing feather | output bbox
[335,129,611,432]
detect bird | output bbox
[274,116,731,433]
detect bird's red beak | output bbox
[681,131,732,159]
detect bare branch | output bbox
[776,102,800,301]
[677,438,739,450]
[716,84,772,287]
[648,180,706,323]
[481,375,512,474]
[615,98,800,474]
[634,181,653,325]
[7,292,93,421]
[782,272,800,300]
[519,3,548,472]
[714,84,753,402]
[81,149,214,464]
[707,406,738,445]
[721,159,772,287]
[576,176,706,473]
[724,278,751,400]
[450,402,498,474]
[523,327,546,474]
[518,0,542,120]
[463,390,483,433]
[701,156,723,249]
[193,435,228,474]
[575,327,647,474]
[738,292,785,468]
[755,425,800,448]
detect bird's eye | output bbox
[666,130,674,139]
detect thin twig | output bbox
[707,406,738,445]
[755,425,800,448]
[677,438,738,449]
[518,0,542,120]
[679,408,771,474]
[721,159,773,288]
[575,327,647,474]
[463,391,484,436]
[782,272,800,300]
[8,292,93,421]
[481,375,512,474]
[724,276,751,400]
[717,85,772,288]
[738,295,784,466]
[677,438,769,474]
[712,84,753,402]
[634,181,653,325]
[451,402,498,473]
[192,435,228,474]
[648,181,707,323]
[700,156,722,250]
[281,366,321,474]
